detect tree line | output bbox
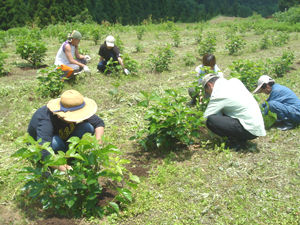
[0,0,298,30]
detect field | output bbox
[0,15,300,224]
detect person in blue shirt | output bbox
[253,75,300,130]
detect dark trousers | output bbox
[206,114,257,142]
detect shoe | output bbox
[225,140,247,151]
[277,122,294,131]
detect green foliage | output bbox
[225,34,246,55]
[229,59,268,91]
[198,32,217,57]
[16,38,47,68]
[91,28,101,45]
[183,53,196,66]
[171,29,181,47]
[267,51,295,77]
[147,45,174,73]
[273,6,300,24]
[36,66,65,98]
[260,33,272,50]
[132,89,205,150]
[271,32,290,47]
[108,82,124,103]
[104,58,123,76]
[13,133,139,218]
[136,26,146,40]
[0,49,8,76]
[123,54,140,76]
[134,42,144,53]
[104,54,139,76]
[262,104,277,129]
[115,35,124,53]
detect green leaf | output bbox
[109,202,119,213]
[66,196,77,208]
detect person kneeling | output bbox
[27,90,105,171]
[202,74,266,148]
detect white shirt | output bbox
[195,64,224,78]
[55,41,76,66]
[204,78,266,137]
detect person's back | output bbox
[269,83,300,108]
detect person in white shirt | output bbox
[55,30,91,79]
[202,73,266,146]
[189,54,223,105]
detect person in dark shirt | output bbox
[253,75,300,130]
[28,90,105,171]
[97,35,130,75]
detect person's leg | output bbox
[51,135,67,153]
[206,114,256,142]
[57,65,74,78]
[97,60,107,72]
[269,100,300,123]
[70,122,95,138]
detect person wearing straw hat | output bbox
[253,75,300,130]
[55,30,91,79]
[202,74,266,148]
[97,35,130,75]
[27,90,105,171]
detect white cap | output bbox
[253,75,275,94]
[105,35,115,47]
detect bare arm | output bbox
[118,57,125,68]
[95,126,105,144]
[65,44,85,67]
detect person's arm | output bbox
[118,57,125,68]
[87,115,105,144]
[74,46,85,60]
[204,98,226,118]
[95,127,105,144]
[65,44,85,67]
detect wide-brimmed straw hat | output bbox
[47,90,97,123]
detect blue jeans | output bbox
[51,122,94,153]
[268,100,300,124]
[97,52,118,72]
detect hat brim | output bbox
[253,84,264,94]
[106,42,114,47]
[47,97,97,123]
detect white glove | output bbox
[124,68,130,75]
[83,65,91,74]
[84,55,91,62]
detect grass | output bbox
[0,16,300,224]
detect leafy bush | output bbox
[198,32,217,56]
[136,26,146,40]
[271,32,289,47]
[171,29,181,47]
[183,53,196,66]
[104,54,139,76]
[259,33,272,50]
[261,104,277,130]
[91,28,101,45]
[16,38,47,68]
[147,45,174,73]
[273,6,300,24]
[36,66,65,98]
[132,89,205,150]
[13,133,139,218]
[229,59,268,91]
[115,35,124,52]
[104,58,122,76]
[134,42,144,53]
[123,54,140,75]
[0,49,8,76]
[225,34,246,55]
[267,51,295,77]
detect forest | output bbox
[1,0,296,30]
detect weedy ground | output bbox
[0,16,299,224]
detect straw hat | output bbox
[47,90,97,123]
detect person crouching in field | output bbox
[188,54,223,105]
[202,74,266,149]
[97,35,130,75]
[27,90,105,171]
[253,75,300,131]
[55,30,91,79]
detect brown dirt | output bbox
[36,218,79,225]
[98,187,118,207]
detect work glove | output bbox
[83,65,91,74]
[124,68,130,75]
[84,55,91,62]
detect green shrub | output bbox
[183,53,196,66]
[267,51,295,77]
[36,66,65,98]
[259,33,272,50]
[123,54,140,75]
[261,103,277,129]
[104,58,122,76]
[171,29,181,47]
[272,32,289,47]
[13,133,139,218]
[136,26,146,40]
[198,32,217,56]
[104,54,139,76]
[0,49,8,76]
[147,45,174,73]
[229,59,268,91]
[16,38,47,68]
[115,35,124,52]
[131,89,205,150]
[91,28,101,45]
[225,35,246,55]
[57,32,67,43]
[134,42,144,53]
[273,6,300,24]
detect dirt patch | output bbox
[36,218,79,225]
[98,187,118,207]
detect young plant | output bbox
[183,53,196,66]
[259,34,272,50]
[171,29,181,47]
[16,38,47,68]
[134,42,144,53]
[36,66,65,98]
[0,49,8,76]
[104,58,122,76]
[272,32,289,47]
[108,82,124,103]
[13,133,139,218]
[91,28,101,45]
[136,26,146,40]
[132,89,206,150]
[225,35,246,55]
[122,53,140,76]
[198,32,217,57]
[147,45,174,73]
[267,51,295,77]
